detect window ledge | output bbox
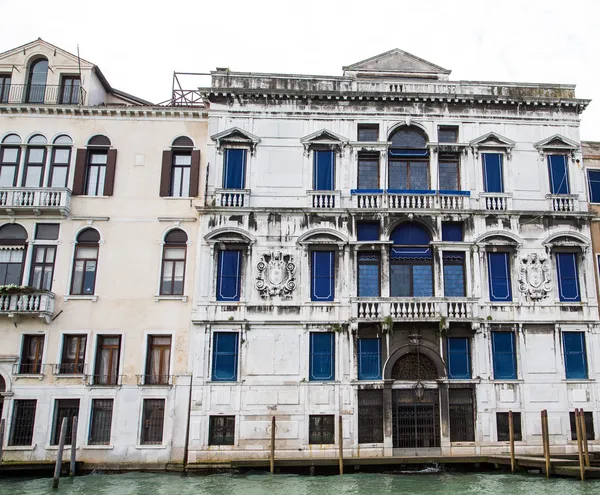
[13,374,45,381]
[206,381,242,385]
[64,295,98,302]
[154,295,188,302]
[162,197,193,201]
[135,444,167,450]
[562,379,595,383]
[491,379,524,384]
[81,445,114,450]
[45,445,73,450]
[304,301,340,306]
[75,195,110,199]
[3,445,36,451]
[54,374,85,379]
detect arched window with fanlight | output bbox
[0,134,21,187]
[388,126,430,191]
[160,136,200,198]
[26,58,48,104]
[160,229,188,295]
[70,228,100,295]
[72,135,117,196]
[49,135,73,188]
[389,222,433,297]
[22,134,47,187]
[0,223,28,286]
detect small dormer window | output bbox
[60,76,81,105]
[26,58,48,104]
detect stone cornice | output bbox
[0,105,208,119]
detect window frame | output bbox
[70,229,100,296]
[211,332,239,382]
[309,414,335,444]
[59,75,82,105]
[48,143,72,188]
[84,148,108,196]
[358,338,382,380]
[313,149,335,191]
[556,252,581,302]
[438,153,460,191]
[51,398,80,445]
[208,415,235,446]
[357,152,380,190]
[587,169,600,204]
[388,158,430,191]
[19,334,45,374]
[446,337,471,379]
[160,234,187,296]
[93,335,122,385]
[357,124,379,142]
[491,331,517,380]
[311,250,335,302]
[562,332,588,380]
[223,148,247,190]
[59,334,87,374]
[496,411,522,441]
[0,73,11,103]
[438,125,459,144]
[140,398,166,445]
[88,398,114,445]
[487,251,513,302]
[145,335,172,385]
[0,246,25,286]
[570,411,595,441]
[357,252,381,297]
[0,142,21,188]
[22,144,47,188]
[170,150,192,197]
[8,399,37,446]
[443,252,466,297]
[216,249,242,302]
[482,153,504,193]
[309,332,335,381]
[29,244,56,291]
[547,154,570,195]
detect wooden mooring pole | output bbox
[575,409,585,481]
[270,416,275,474]
[52,417,68,489]
[541,410,551,478]
[70,416,78,477]
[508,410,515,473]
[578,409,590,468]
[0,418,5,464]
[338,415,344,476]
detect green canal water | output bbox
[0,471,598,495]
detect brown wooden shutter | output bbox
[160,151,173,197]
[103,149,117,196]
[72,149,87,195]
[189,150,201,197]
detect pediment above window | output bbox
[475,230,523,248]
[204,227,256,245]
[542,231,589,252]
[300,129,349,155]
[470,132,515,158]
[297,228,348,247]
[534,134,579,157]
[211,127,261,154]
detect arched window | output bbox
[160,136,199,198]
[73,135,117,196]
[0,134,21,187]
[389,222,433,297]
[49,135,72,187]
[388,126,430,191]
[71,228,100,295]
[26,58,49,104]
[160,229,188,295]
[22,134,47,187]
[0,223,28,286]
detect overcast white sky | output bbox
[1,0,598,139]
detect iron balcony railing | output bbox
[12,362,50,375]
[137,374,173,386]
[53,363,87,375]
[0,84,87,105]
[85,374,125,386]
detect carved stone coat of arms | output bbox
[256,251,296,298]
[518,253,551,300]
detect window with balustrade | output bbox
[388,126,430,191]
[0,74,10,103]
[49,135,72,187]
[145,335,172,385]
[357,152,379,190]
[59,76,81,104]
[0,133,21,187]
[22,134,47,187]
[93,335,121,385]
[482,153,504,193]
[547,155,570,195]
[313,149,335,191]
[60,334,86,374]
[26,58,48,104]
[389,222,433,297]
[20,334,45,374]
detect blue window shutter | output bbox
[492,331,517,379]
[447,337,471,379]
[443,263,465,297]
[412,265,433,296]
[357,222,380,241]
[390,222,431,245]
[557,253,580,302]
[358,254,380,297]
[482,153,503,193]
[358,338,381,380]
[310,332,335,381]
[442,222,463,242]
[212,332,239,381]
[563,332,588,379]
[587,170,600,203]
[217,250,241,301]
[313,151,334,191]
[548,155,570,195]
[311,251,335,301]
[488,252,512,302]
[223,149,246,189]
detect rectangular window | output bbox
[85,151,107,196]
[389,161,428,190]
[0,74,10,103]
[447,337,471,379]
[356,221,379,241]
[311,250,335,301]
[309,415,335,444]
[60,76,81,104]
[71,244,99,295]
[563,332,588,380]
[211,332,239,382]
[309,332,335,381]
[357,124,379,142]
[171,152,191,197]
[94,335,121,385]
[556,252,580,302]
[439,155,459,191]
[9,400,37,446]
[449,389,475,442]
[548,155,570,194]
[23,147,46,188]
[587,170,600,203]
[140,399,165,445]
[358,390,383,443]
[570,411,595,441]
[216,250,241,301]
[29,245,56,291]
[49,146,71,187]
[60,334,86,374]
[492,331,517,380]
[357,153,379,189]
[223,149,246,189]
[488,252,512,302]
[20,335,44,374]
[313,150,335,191]
[443,252,466,297]
[89,399,113,445]
[389,263,433,297]
[208,416,235,445]
[145,335,172,385]
[35,223,60,240]
[0,145,20,187]
[51,399,80,445]
[357,253,380,297]
[0,248,24,285]
[482,153,504,193]
[442,222,463,241]
[497,412,522,441]
[161,246,186,295]
[358,338,381,380]
[438,126,458,143]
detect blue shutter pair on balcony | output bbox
[223,149,246,189]
[482,153,504,193]
[548,155,570,195]
[314,150,334,191]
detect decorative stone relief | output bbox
[518,253,551,300]
[256,251,296,298]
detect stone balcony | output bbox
[0,291,55,324]
[352,190,470,211]
[546,194,578,213]
[0,187,71,216]
[352,297,478,323]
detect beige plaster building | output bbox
[583,141,600,302]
